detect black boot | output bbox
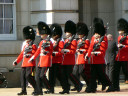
[77,83,83,92]
[44,89,54,94]
[106,86,115,92]
[71,87,77,91]
[85,88,96,93]
[102,85,106,91]
[32,92,43,95]
[17,91,27,95]
[59,90,70,94]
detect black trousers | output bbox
[88,64,111,91]
[36,67,51,93]
[21,67,36,92]
[49,64,62,90]
[106,62,115,82]
[113,61,128,89]
[61,65,74,91]
[72,64,91,88]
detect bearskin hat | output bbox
[23,26,35,40]
[117,18,128,33]
[64,20,76,35]
[93,17,104,26]
[93,22,105,36]
[50,23,63,37]
[76,22,89,36]
[37,21,51,35]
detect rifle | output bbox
[62,34,75,53]
[119,35,127,44]
[53,38,61,50]
[41,35,51,49]
[118,34,127,49]
[24,40,34,55]
[77,36,87,49]
[92,36,104,52]
[63,34,75,49]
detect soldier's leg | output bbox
[35,67,43,94]
[97,64,111,87]
[49,64,56,91]
[86,64,97,93]
[59,65,70,94]
[17,68,27,95]
[113,61,121,90]
[122,61,128,82]
[21,68,27,92]
[26,67,36,92]
[40,67,53,94]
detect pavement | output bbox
[0,83,128,96]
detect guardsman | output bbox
[29,21,53,95]
[45,23,64,94]
[85,22,111,93]
[71,22,90,92]
[109,18,128,91]
[59,20,77,94]
[13,26,37,95]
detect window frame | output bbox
[0,0,16,40]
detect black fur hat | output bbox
[23,26,35,40]
[64,20,76,35]
[93,17,104,26]
[37,21,51,35]
[94,23,105,36]
[76,22,89,36]
[117,18,128,33]
[50,23,63,37]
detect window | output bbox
[0,0,16,40]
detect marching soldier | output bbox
[29,21,53,95]
[59,20,77,94]
[46,23,64,94]
[85,21,111,93]
[71,22,90,92]
[109,18,128,91]
[13,26,37,95]
[89,17,109,91]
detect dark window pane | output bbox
[5,0,13,3]
[0,0,4,3]
[0,20,3,34]
[4,5,13,18]
[4,20,13,34]
[0,5,3,18]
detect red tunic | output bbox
[16,43,37,67]
[52,40,64,64]
[115,35,128,61]
[62,39,77,65]
[76,39,90,64]
[32,40,53,67]
[87,36,108,64]
[87,35,108,58]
